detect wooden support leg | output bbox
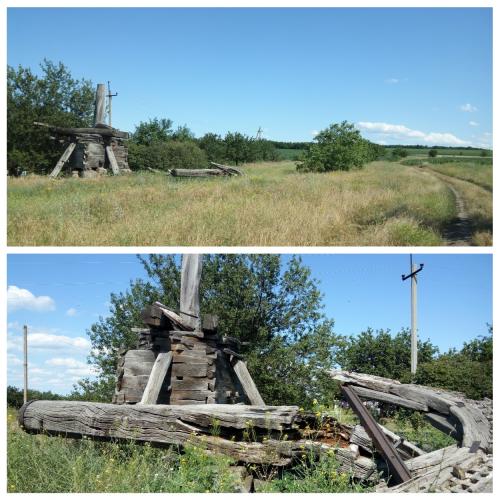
[49,142,76,178]
[231,358,265,406]
[105,145,121,175]
[139,352,172,404]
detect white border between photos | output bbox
[0,1,497,499]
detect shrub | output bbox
[391,147,408,159]
[297,121,372,173]
[128,140,207,171]
[428,149,438,158]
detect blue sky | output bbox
[7,253,492,394]
[7,7,492,147]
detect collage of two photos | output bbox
[4,3,494,495]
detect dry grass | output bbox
[8,161,461,246]
[426,162,492,192]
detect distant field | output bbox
[8,160,492,246]
[400,147,492,157]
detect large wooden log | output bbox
[94,84,106,126]
[34,121,129,139]
[351,385,428,412]
[49,142,76,178]
[180,255,202,330]
[210,162,243,175]
[170,168,227,177]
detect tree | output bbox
[391,147,408,160]
[132,118,174,146]
[224,132,253,165]
[80,255,341,406]
[198,133,226,162]
[428,149,438,158]
[336,328,439,381]
[297,121,373,173]
[172,124,196,142]
[7,60,94,174]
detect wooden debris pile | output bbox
[35,83,131,178]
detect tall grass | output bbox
[8,161,463,246]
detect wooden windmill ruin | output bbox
[112,254,265,407]
[34,83,131,178]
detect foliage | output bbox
[197,133,227,162]
[7,60,94,174]
[128,140,208,171]
[336,328,438,381]
[297,121,375,172]
[132,118,174,146]
[391,147,408,159]
[7,385,65,409]
[428,149,438,158]
[82,255,340,406]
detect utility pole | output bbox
[107,81,118,127]
[256,126,263,140]
[401,255,424,375]
[23,324,28,404]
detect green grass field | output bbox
[7,160,492,246]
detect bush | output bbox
[391,147,408,159]
[128,140,207,171]
[297,121,372,173]
[428,149,438,158]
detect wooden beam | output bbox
[180,255,202,330]
[94,84,106,126]
[231,359,265,405]
[49,142,76,178]
[210,162,244,176]
[341,385,412,485]
[34,122,129,139]
[105,145,121,175]
[351,385,428,412]
[170,168,227,177]
[139,352,172,404]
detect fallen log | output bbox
[170,169,229,177]
[210,162,244,176]
[17,400,375,477]
[34,121,129,139]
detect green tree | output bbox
[7,60,94,174]
[172,124,196,142]
[428,149,438,158]
[297,121,373,173]
[132,118,174,145]
[198,133,226,162]
[391,147,408,160]
[79,255,340,406]
[336,328,439,381]
[224,132,253,165]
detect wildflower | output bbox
[312,399,318,405]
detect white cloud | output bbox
[7,286,55,312]
[28,333,91,350]
[311,130,319,137]
[46,357,86,368]
[385,78,399,84]
[460,103,477,112]
[7,353,22,366]
[357,121,468,146]
[66,307,78,317]
[469,121,479,127]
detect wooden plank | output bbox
[424,412,462,441]
[34,121,129,139]
[49,142,76,178]
[105,145,121,175]
[173,363,208,378]
[341,385,411,485]
[180,255,202,330]
[210,162,244,176]
[171,378,209,391]
[231,359,265,405]
[139,352,172,404]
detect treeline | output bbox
[7,386,66,409]
[128,118,280,172]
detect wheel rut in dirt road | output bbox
[414,167,474,246]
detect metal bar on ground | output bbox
[341,384,412,485]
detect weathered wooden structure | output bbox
[112,255,263,406]
[35,83,130,178]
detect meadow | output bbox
[8,159,492,246]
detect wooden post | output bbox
[105,145,121,175]
[180,255,202,330]
[231,358,265,405]
[49,142,76,178]
[94,84,106,126]
[23,325,28,404]
[140,352,173,404]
